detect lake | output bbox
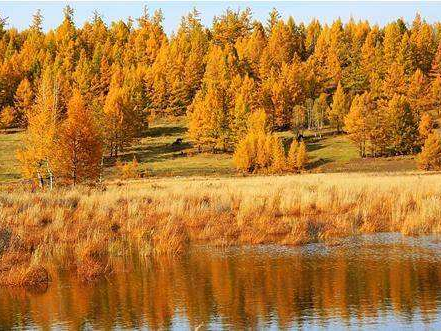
[1,233,441,330]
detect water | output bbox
[2,234,441,330]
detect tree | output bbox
[345,93,368,157]
[287,139,299,171]
[328,82,348,132]
[407,69,430,114]
[418,132,441,170]
[292,105,307,134]
[13,78,34,127]
[311,93,329,135]
[233,132,257,173]
[103,84,129,157]
[296,141,308,171]
[431,75,441,115]
[54,90,103,185]
[17,67,60,188]
[187,45,237,151]
[270,136,286,173]
[386,94,419,155]
[233,109,275,173]
[0,106,15,129]
[382,62,407,98]
[418,112,434,142]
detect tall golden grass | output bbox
[1,172,441,286]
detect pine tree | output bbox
[418,132,441,170]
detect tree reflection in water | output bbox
[1,234,441,330]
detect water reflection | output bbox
[1,234,441,330]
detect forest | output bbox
[1,6,441,185]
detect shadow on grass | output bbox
[307,157,333,170]
[145,126,187,138]
[306,140,327,153]
[106,141,193,166]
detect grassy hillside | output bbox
[0,119,418,182]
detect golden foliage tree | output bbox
[13,78,34,127]
[418,132,441,170]
[287,139,299,171]
[419,112,434,142]
[54,90,102,184]
[17,67,59,187]
[296,141,308,171]
[328,82,348,132]
[345,93,368,157]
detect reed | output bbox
[1,172,441,286]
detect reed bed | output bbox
[1,172,441,286]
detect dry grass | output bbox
[1,172,441,286]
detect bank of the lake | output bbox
[1,173,441,287]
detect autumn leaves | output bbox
[4,7,441,185]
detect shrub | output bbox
[116,157,141,179]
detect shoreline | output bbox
[2,173,441,286]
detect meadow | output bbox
[0,118,417,183]
[1,172,440,287]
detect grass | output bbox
[0,129,22,182]
[100,118,236,178]
[1,172,441,287]
[0,120,419,184]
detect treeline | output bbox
[1,7,441,183]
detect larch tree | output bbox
[54,90,103,184]
[418,132,441,170]
[431,75,441,115]
[345,93,368,157]
[418,112,434,142]
[270,135,286,173]
[311,93,329,135]
[296,140,308,171]
[407,69,430,114]
[287,139,299,171]
[17,66,60,188]
[13,78,34,127]
[385,94,419,155]
[328,82,348,132]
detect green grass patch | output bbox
[308,134,360,164]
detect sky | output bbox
[1,1,441,34]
